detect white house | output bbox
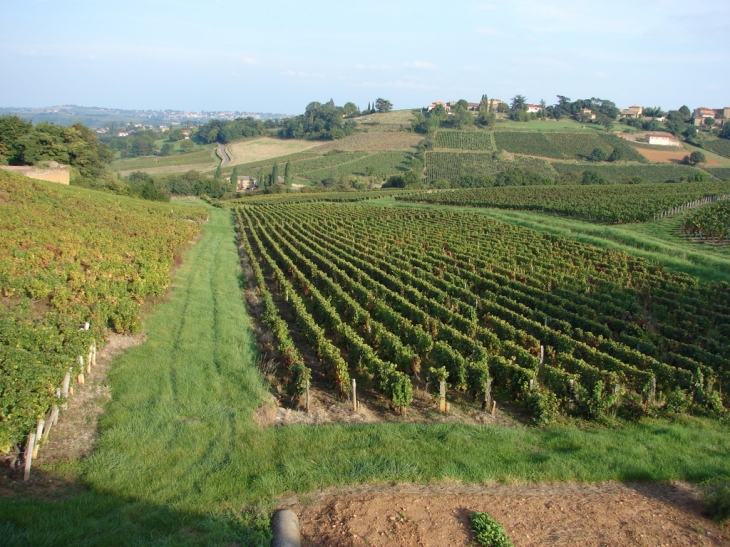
[647,134,681,147]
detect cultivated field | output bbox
[227,137,322,166]
[311,131,421,152]
[637,147,723,166]
[110,147,218,173]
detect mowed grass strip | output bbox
[3,205,730,545]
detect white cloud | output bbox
[475,27,503,37]
[403,60,438,70]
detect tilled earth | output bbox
[285,482,730,547]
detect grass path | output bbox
[2,204,730,546]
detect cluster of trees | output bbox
[0,115,113,180]
[104,129,161,158]
[278,99,357,140]
[196,117,270,144]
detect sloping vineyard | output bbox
[424,152,556,183]
[681,200,730,241]
[0,171,206,451]
[237,203,730,422]
[494,132,564,158]
[435,131,494,151]
[396,182,730,223]
[551,163,711,184]
[703,139,730,159]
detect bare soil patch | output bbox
[287,482,730,547]
[637,148,722,166]
[312,132,422,153]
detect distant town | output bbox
[0,105,291,129]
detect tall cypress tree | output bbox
[271,161,279,186]
[284,161,291,184]
[230,166,239,190]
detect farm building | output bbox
[526,104,542,114]
[620,106,643,118]
[647,134,682,147]
[427,101,451,112]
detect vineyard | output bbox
[681,199,730,241]
[435,131,494,151]
[551,162,710,183]
[396,182,730,223]
[237,202,730,423]
[494,132,564,158]
[544,133,646,162]
[703,138,730,158]
[706,167,730,181]
[424,152,556,183]
[0,171,207,451]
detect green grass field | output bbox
[110,146,218,172]
[3,201,730,545]
[494,119,607,132]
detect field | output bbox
[311,131,421,152]
[0,170,206,451]
[637,147,723,166]
[424,151,556,182]
[435,130,494,150]
[3,187,730,545]
[704,138,730,158]
[551,162,708,183]
[110,147,217,173]
[226,137,321,166]
[352,109,416,130]
[6,118,730,546]
[494,118,607,132]
[397,182,730,223]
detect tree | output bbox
[679,105,691,120]
[214,165,222,180]
[180,139,194,153]
[160,143,173,156]
[284,161,292,184]
[510,95,527,112]
[375,98,393,113]
[539,99,547,118]
[685,151,706,166]
[270,161,279,187]
[704,117,716,127]
[588,148,607,162]
[342,102,359,117]
[0,115,33,163]
[582,170,609,185]
[230,166,239,190]
[608,148,624,162]
[720,123,730,139]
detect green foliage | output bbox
[375,98,393,113]
[435,130,493,151]
[703,478,730,522]
[278,100,357,140]
[195,117,266,144]
[588,147,607,162]
[552,162,709,184]
[582,170,609,185]
[470,512,514,547]
[425,151,556,183]
[399,182,730,223]
[0,171,205,449]
[494,132,563,158]
[523,387,560,426]
[681,200,730,240]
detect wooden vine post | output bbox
[483,378,492,411]
[24,433,36,481]
[439,380,448,414]
[32,419,45,458]
[305,379,310,414]
[351,379,358,412]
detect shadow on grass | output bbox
[0,469,271,547]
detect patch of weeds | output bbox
[470,511,513,547]
[702,477,730,523]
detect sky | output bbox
[1,0,728,114]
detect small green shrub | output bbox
[703,478,730,522]
[470,511,514,547]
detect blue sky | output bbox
[1,0,728,114]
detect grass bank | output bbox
[2,205,730,546]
